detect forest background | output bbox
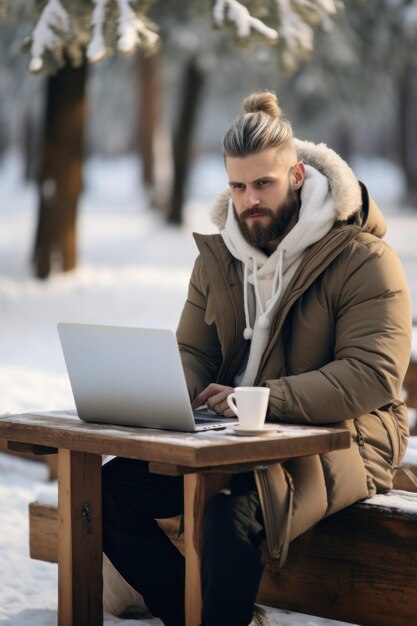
[1,2,417,625]
[1,0,417,278]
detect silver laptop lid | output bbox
[57,322,198,431]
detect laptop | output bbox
[57,322,237,432]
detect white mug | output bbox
[226,387,270,430]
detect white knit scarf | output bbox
[220,165,336,386]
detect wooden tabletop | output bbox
[0,410,351,469]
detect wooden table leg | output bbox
[57,449,103,626]
[183,472,230,626]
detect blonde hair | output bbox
[222,91,294,158]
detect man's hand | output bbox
[192,383,235,418]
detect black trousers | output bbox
[102,457,265,626]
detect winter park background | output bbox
[2,1,417,624]
[1,148,417,626]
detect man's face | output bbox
[226,148,304,250]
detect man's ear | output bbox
[292,162,305,190]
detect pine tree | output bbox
[283,0,417,200]
[0,1,345,74]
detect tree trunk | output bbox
[167,58,205,225]
[33,61,88,279]
[333,123,353,164]
[138,52,160,189]
[23,112,40,182]
[398,56,417,205]
[0,118,6,162]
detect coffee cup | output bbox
[226,387,270,430]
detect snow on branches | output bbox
[21,0,343,74]
[87,0,159,64]
[213,0,278,40]
[29,0,69,72]
[275,0,343,71]
[87,0,109,63]
[213,0,343,72]
[28,0,159,73]
[116,0,159,56]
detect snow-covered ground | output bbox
[0,149,416,625]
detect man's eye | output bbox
[257,180,269,187]
[231,184,244,190]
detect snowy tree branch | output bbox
[292,0,340,32]
[19,0,343,74]
[29,0,69,72]
[274,0,343,71]
[116,0,159,55]
[88,0,159,62]
[275,0,314,52]
[87,0,110,64]
[213,0,278,40]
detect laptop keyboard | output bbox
[194,410,223,424]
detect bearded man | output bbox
[102,91,412,626]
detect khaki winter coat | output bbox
[176,139,412,557]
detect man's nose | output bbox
[245,189,261,208]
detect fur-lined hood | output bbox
[211,139,386,238]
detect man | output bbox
[103,91,412,626]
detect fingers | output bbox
[208,391,229,414]
[192,383,234,415]
[192,383,226,408]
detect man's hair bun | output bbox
[242,91,282,119]
[222,90,293,157]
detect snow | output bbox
[116,0,159,55]
[0,149,416,625]
[366,489,417,513]
[29,0,69,73]
[88,0,109,64]
[213,0,279,40]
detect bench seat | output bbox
[29,486,417,626]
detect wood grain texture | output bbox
[256,500,417,626]
[0,412,350,468]
[57,450,103,626]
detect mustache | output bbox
[240,207,273,220]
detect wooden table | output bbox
[0,410,351,626]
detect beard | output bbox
[235,186,301,249]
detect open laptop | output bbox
[57,322,237,432]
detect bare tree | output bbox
[137,51,161,190]
[33,61,87,279]
[167,57,206,225]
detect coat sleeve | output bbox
[265,238,412,424]
[176,255,223,401]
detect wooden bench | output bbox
[29,469,417,626]
[0,438,58,479]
